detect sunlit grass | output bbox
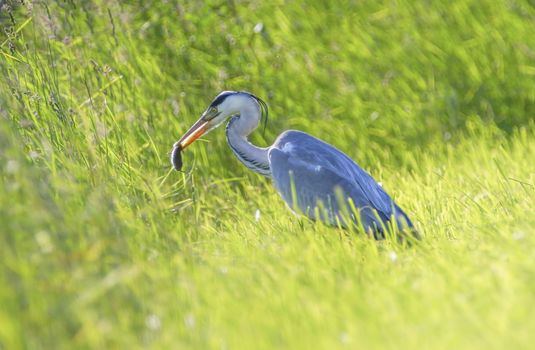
[1,0,534,348]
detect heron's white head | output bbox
[174,91,268,151]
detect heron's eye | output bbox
[206,107,218,119]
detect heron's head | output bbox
[174,91,268,151]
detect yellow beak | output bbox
[175,117,210,150]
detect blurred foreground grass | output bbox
[1,1,534,348]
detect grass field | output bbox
[1,0,535,348]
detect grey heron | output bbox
[171,91,418,240]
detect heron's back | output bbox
[269,130,415,236]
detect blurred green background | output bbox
[1,1,534,349]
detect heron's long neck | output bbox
[226,116,271,177]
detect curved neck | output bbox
[226,115,271,177]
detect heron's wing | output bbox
[268,147,389,230]
[270,131,399,218]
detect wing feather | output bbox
[268,130,413,232]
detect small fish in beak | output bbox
[170,108,219,171]
[171,143,183,171]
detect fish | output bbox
[171,144,183,171]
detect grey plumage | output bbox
[269,130,415,238]
[173,91,418,240]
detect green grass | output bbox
[1,0,535,348]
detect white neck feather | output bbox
[224,97,271,177]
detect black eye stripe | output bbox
[207,91,269,134]
[209,91,237,107]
